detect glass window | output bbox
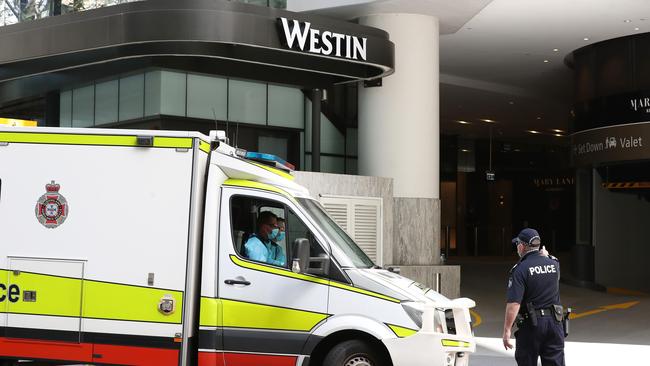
[119,73,144,121]
[321,115,344,155]
[230,195,288,268]
[160,71,186,116]
[305,98,344,155]
[346,128,358,156]
[59,90,72,127]
[286,209,327,261]
[346,158,358,175]
[95,80,118,125]
[321,156,345,174]
[268,84,304,129]
[258,135,288,161]
[72,85,94,127]
[228,79,267,125]
[146,70,186,117]
[187,74,228,120]
[144,71,161,117]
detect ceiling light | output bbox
[461,149,471,153]
[480,119,496,123]
[554,134,564,137]
[456,120,470,125]
[635,27,640,31]
[528,130,540,134]
[583,37,589,41]
[543,59,549,63]
[553,48,559,52]
[536,116,542,120]
[551,129,564,133]
[509,101,515,105]
[624,19,632,23]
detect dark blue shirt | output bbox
[506,251,561,311]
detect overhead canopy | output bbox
[0,0,394,104]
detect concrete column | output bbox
[358,13,439,199]
[358,13,443,272]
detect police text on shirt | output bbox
[529,264,557,276]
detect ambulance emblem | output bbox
[35,181,69,229]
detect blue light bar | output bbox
[245,152,295,172]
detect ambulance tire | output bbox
[323,339,381,366]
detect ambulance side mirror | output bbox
[293,238,310,273]
[292,238,330,277]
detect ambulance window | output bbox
[286,209,327,265]
[230,195,288,269]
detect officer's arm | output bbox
[502,302,520,350]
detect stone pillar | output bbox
[358,13,442,269]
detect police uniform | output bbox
[507,234,565,366]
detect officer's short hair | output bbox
[257,211,277,226]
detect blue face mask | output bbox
[276,231,285,242]
[268,228,280,240]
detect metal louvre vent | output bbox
[322,202,349,231]
[354,204,379,261]
[320,195,383,265]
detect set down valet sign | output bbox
[35,181,69,228]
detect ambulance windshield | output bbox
[298,198,375,269]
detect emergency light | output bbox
[245,151,295,172]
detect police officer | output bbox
[502,228,565,366]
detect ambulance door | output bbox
[5,258,85,343]
[218,187,329,365]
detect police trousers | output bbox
[515,316,565,366]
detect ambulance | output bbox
[0,126,476,366]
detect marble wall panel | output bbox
[393,197,441,266]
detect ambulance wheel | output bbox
[323,339,381,366]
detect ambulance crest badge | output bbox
[35,181,69,229]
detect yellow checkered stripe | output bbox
[441,339,472,348]
[0,131,210,153]
[387,323,418,338]
[0,269,183,324]
[199,297,328,331]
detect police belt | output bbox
[522,307,556,319]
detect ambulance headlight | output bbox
[401,301,424,328]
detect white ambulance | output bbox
[0,126,476,366]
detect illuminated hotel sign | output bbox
[571,121,650,165]
[278,17,368,61]
[630,96,650,114]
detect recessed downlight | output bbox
[461,149,471,153]
[536,116,542,120]
[584,37,590,41]
[635,27,640,31]
[551,129,565,133]
[553,48,559,52]
[528,130,540,134]
[480,119,496,123]
[543,59,549,63]
[624,19,632,23]
[456,120,470,125]
[554,134,565,137]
